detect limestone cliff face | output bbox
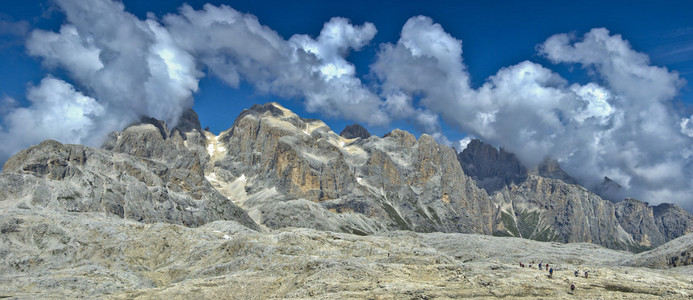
[0,111,258,230]
[206,103,495,235]
[614,199,667,248]
[491,176,693,250]
[492,175,635,249]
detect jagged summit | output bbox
[193,103,692,251]
[457,139,581,193]
[240,102,287,119]
[340,123,371,139]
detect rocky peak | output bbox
[383,129,417,148]
[173,108,203,134]
[457,139,527,193]
[595,176,624,202]
[0,138,259,230]
[340,124,371,139]
[534,158,578,185]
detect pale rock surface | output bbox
[208,103,496,236]
[1,208,692,298]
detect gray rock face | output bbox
[339,123,371,139]
[609,199,693,251]
[614,198,667,249]
[455,138,693,250]
[0,116,258,230]
[491,175,636,249]
[457,139,527,193]
[653,203,693,241]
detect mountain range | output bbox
[3,102,692,251]
[1,102,692,297]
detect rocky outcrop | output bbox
[339,123,371,139]
[626,233,693,268]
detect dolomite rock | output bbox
[1,127,258,230]
[458,138,693,250]
[208,103,496,235]
[457,138,527,193]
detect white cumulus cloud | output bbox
[163,4,387,126]
[0,77,106,158]
[374,20,692,210]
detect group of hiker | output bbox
[519,261,590,293]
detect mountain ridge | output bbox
[1,102,691,251]
[199,102,692,251]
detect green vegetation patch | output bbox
[500,211,520,237]
[381,201,410,230]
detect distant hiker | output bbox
[574,270,579,277]
[539,262,543,269]
[529,263,532,269]
[546,263,549,270]
[570,283,576,292]
[549,267,554,278]
[519,262,523,268]
[584,271,589,279]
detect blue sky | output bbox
[1,0,693,210]
[3,1,693,136]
